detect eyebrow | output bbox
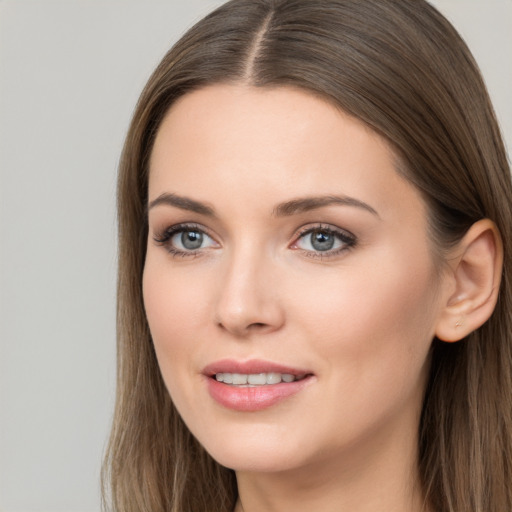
[147,192,379,218]
[147,193,216,217]
[273,195,379,218]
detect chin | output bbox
[194,424,306,473]
[210,447,302,474]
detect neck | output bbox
[234,413,430,512]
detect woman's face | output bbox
[144,85,450,474]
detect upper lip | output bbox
[202,359,312,377]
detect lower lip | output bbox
[206,376,313,412]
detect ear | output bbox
[435,219,503,342]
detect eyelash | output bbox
[153,223,357,259]
[292,224,357,259]
[153,223,214,258]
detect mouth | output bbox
[214,372,307,386]
[203,359,314,412]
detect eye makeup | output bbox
[152,221,357,260]
[153,222,218,258]
[290,223,357,260]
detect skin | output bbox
[143,84,454,512]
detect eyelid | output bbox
[152,221,356,259]
[153,222,205,242]
[290,223,357,257]
[153,222,219,257]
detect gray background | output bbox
[0,1,510,511]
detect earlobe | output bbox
[435,219,503,342]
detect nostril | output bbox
[248,322,269,330]
[216,320,270,336]
[215,299,285,336]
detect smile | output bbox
[203,360,314,412]
[215,372,306,386]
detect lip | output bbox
[203,358,311,377]
[203,359,315,412]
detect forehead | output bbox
[149,84,426,225]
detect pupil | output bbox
[181,231,203,250]
[311,230,334,251]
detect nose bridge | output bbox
[214,237,283,336]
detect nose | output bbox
[214,246,285,338]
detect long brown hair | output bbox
[102,1,512,511]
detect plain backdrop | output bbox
[0,1,510,511]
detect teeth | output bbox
[215,372,304,386]
[266,372,282,384]
[232,373,248,385]
[248,373,266,385]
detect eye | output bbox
[172,229,211,251]
[153,224,218,256]
[292,225,356,256]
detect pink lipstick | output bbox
[203,359,314,412]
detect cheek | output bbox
[291,251,439,385]
[142,258,209,371]
[284,257,438,448]
[142,259,216,429]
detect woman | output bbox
[103,1,512,511]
